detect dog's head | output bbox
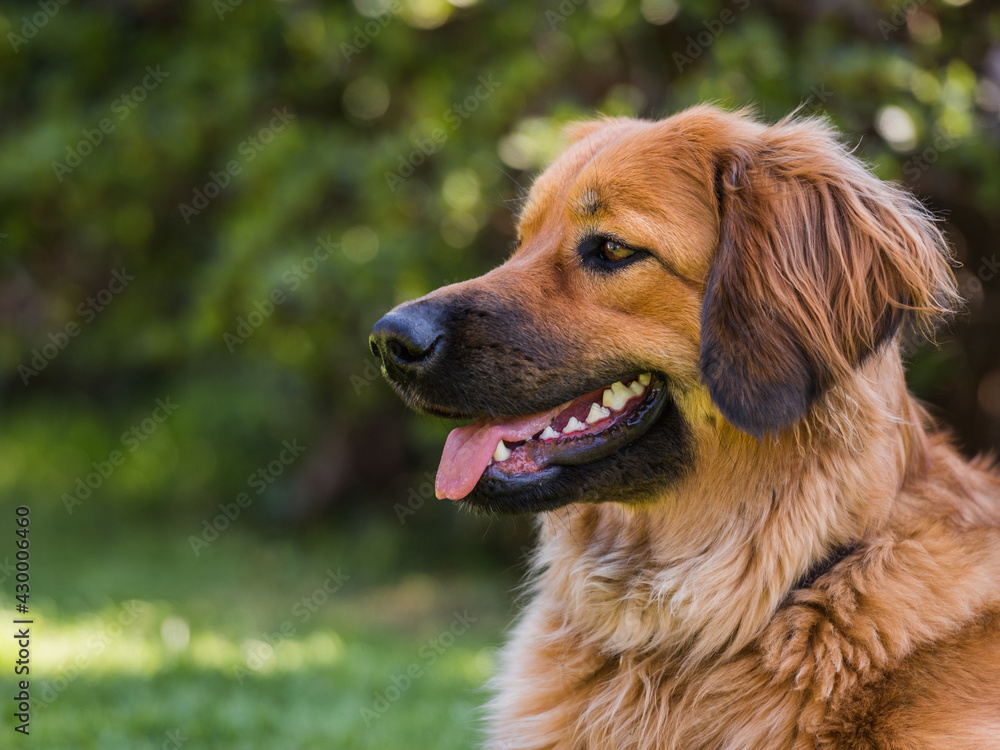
[370,106,956,514]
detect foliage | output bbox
[0,0,998,524]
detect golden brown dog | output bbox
[370,105,1000,749]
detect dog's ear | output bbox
[698,117,957,439]
[562,117,635,147]
[563,121,606,145]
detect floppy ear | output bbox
[562,120,606,145]
[698,116,957,439]
[561,116,637,148]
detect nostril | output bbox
[389,339,416,364]
[388,335,439,365]
[369,307,444,373]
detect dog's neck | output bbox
[533,351,925,663]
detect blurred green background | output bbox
[0,0,998,747]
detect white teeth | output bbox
[603,381,632,411]
[638,372,651,386]
[563,417,587,434]
[540,425,560,440]
[493,440,511,462]
[586,403,611,424]
[629,381,645,396]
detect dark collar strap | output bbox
[792,541,860,592]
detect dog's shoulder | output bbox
[759,510,1000,749]
[821,611,1000,749]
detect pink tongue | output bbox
[435,404,565,500]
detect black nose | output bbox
[369,306,444,378]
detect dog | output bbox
[369,105,1000,749]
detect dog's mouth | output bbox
[435,373,668,501]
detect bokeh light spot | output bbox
[875,105,918,151]
[342,225,380,264]
[343,77,390,120]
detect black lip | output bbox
[522,380,668,468]
[456,377,692,514]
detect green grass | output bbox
[0,510,519,748]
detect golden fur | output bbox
[473,107,1000,748]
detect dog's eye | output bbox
[600,239,634,263]
[578,235,645,273]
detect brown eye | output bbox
[579,235,645,273]
[600,239,634,262]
